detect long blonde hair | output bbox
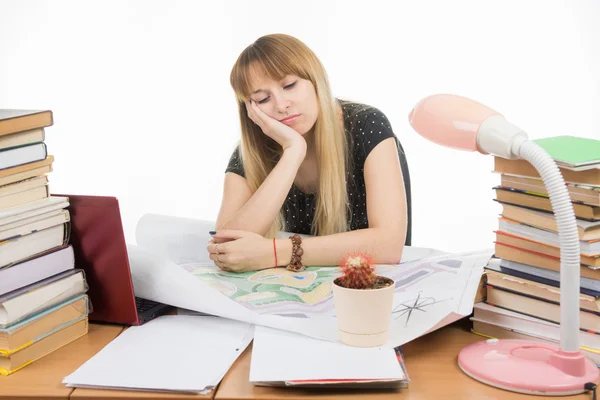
[230,34,349,238]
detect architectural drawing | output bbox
[130,213,493,347]
[392,292,452,327]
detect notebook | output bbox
[534,135,600,169]
[250,325,409,388]
[63,315,254,394]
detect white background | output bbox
[1,0,598,253]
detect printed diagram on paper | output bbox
[180,265,338,316]
[131,214,492,346]
[179,251,488,319]
[392,291,452,327]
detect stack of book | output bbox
[471,135,600,364]
[0,110,89,376]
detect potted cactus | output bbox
[332,252,395,347]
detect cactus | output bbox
[337,252,376,289]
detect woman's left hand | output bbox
[206,230,275,272]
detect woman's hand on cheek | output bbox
[206,230,276,273]
[246,100,306,154]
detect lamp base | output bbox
[458,339,599,396]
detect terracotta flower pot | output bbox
[332,277,395,347]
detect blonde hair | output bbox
[230,34,350,238]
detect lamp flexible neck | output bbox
[516,140,581,352]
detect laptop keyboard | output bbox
[135,297,161,313]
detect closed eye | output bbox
[256,82,295,104]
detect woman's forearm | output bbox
[275,227,406,267]
[218,147,306,235]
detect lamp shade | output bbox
[408,94,501,153]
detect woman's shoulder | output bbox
[338,99,394,136]
[338,99,397,160]
[338,99,392,129]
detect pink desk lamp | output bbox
[408,94,599,396]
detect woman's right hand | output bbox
[246,100,307,154]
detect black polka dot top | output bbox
[225,99,406,235]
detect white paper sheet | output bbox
[250,325,405,383]
[63,315,254,394]
[135,214,215,265]
[128,213,491,348]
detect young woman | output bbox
[207,33,410,272]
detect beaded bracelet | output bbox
[286,234,305,272]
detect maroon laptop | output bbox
[53,194,170,325]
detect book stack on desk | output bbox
[0,110,90,376]
[471,135,600,364]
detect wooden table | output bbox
[1,321,595,400]
[214,322,592,400]
[0,323,123,400]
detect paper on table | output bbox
[134,213,313,265]
[135,214,215,265]
[127,242,459,345]
[250,325,405,384]
[63,315,254,394]
[130,213,490,348]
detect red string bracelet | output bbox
[273,238,278,267]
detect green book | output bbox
[534,136,600,168]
